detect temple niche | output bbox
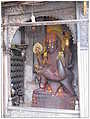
[10,15,78,110]
[31,25,78,109]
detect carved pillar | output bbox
[2,16,9,116]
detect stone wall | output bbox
[79,2,89,48]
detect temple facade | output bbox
[1,1,89,118]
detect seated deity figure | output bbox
[33,31,75,97]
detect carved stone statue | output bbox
[32,29,75,109]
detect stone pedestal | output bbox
[32,89,75,110]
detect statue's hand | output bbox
[34,64,44,74]
[67,64,73,69]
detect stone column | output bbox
[2,16,9,116]
[76,2,89,117]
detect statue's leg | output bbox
[61,70,75,96]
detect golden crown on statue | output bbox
[33,42,43,55]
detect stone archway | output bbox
[8,26,19,45]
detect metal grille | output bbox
[10,48,24,106]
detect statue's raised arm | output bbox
[33,42,43,66]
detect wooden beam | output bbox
[1,19,88,27]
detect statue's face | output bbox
[47,46,56,54]
[47,41,58,54]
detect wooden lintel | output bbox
[1,19,89,27]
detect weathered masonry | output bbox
[1,1,89,118]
